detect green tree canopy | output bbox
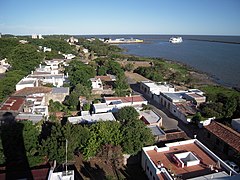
[9,44,43,73]
[116,106,139,124]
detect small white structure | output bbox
[68,112,116,124]
[82,48,89,54]
[231,118,240,133]
[43,47,51,52]
[140,81,175,101]
[67,36,78,44]
[38,34,44,39]
[16,77,38,91]
[62,54,76,60]
[0,58,11,73]
[139,110,162,127]
[32,34,38,39]
[90,78,103,90]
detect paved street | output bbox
[130,83,179,130]
[127,78,197,138]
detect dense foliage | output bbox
[0,38,19,59]
[134,61,193,85]
[0,121,44,167]
[95,58,130,96]
[78,38,122,56]
[65,61,96,88]
[9,44,43,73]
[199,85,240,119]
[29,38,74,54]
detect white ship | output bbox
[105,38,143,44]
[169,37,183,43]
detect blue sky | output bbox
[0,0,240,35]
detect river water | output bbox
[114,35,240,88]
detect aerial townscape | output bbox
[1,1,240,180]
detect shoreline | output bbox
[119,51,225,88]
[187,38,240,45]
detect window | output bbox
[150,171,152,176]
[216,138,220,145]
[153,176,156,180]
[147,166,149,171]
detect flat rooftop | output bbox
[14,87,52,96]
[104,95,146,104]
[52,87,69,94]
[162,92,186,102]
[0,97,25,111]
[68,112,116,124]
[148,125,166,136]
[139,110,161,125]
[145,140,228,179]
[18,78,37,85]
[185,92,205,99]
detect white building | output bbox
[93,95,147,114]
[32,34,38,39]
[28,73,66,87]
[62,54,76,60]
[43,47,51,52]
[0,58,11,73]
[90,78,103,90]
[16,77,38,91]
[68,112,116,124]
[82,48,89,54]
[142,139,238,180]
[140,81,175,101]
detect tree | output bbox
[124,63,134,72]
[74,83,91,99]
[121,120,154,155]
[1,121,44,167]
[66,61,95,87]
[40,122,89,163]
[82,103,91,111]
[116,106,139,124]
[9,44,43,73]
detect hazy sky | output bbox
[1,0,240,35]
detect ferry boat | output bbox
[104,38,143,44]
[169,37,183,43]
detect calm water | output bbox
[112,35,240,88]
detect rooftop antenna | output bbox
[65,139,68,174]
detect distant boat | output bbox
[169,37,183,43]
[104,38,144,44]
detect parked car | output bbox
[225,160,240,173]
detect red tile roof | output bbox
[147,142,224,179]
[104,95,146,103]
[205,121,240,152]
[13,87,52,96]
[0,97,25,111]
[95,76,112,81]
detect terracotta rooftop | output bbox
[0,97,25,111]
[13,87,52,96]
[95,75,112,81]
[104,95,146,103]
[205,121,240,152]
[146,142,224,179]
[175,102,197,116]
